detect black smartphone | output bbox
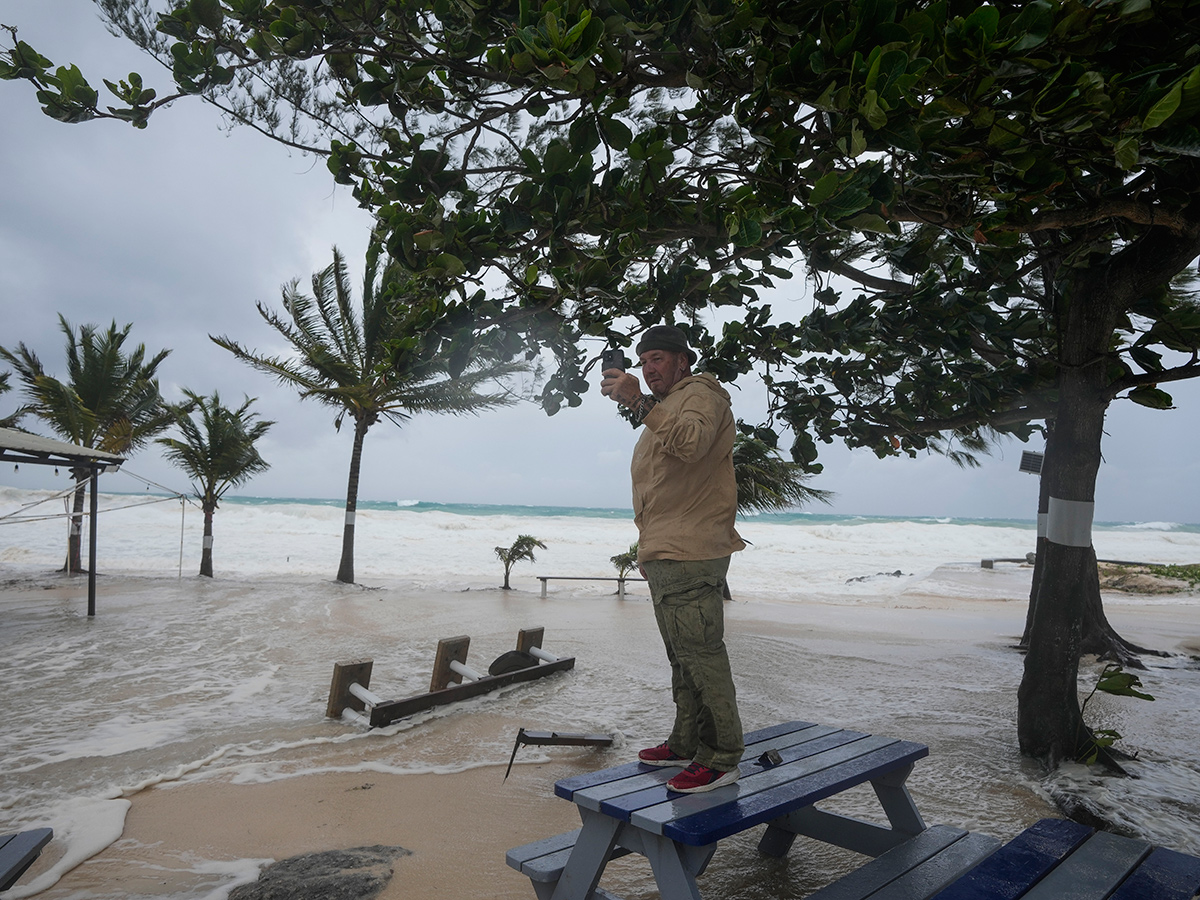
[601,348,626,371]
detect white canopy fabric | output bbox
[0,427,125,470]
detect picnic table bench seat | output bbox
[0,828,52,892]
[808,817,1200,900]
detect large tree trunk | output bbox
[1017,371,1105,766]
[62,469,88,574]
[1020,435,1156,667]
[337,417,370,584]
[200,504,215,577]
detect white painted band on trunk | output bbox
[345,510,355,526]
[1037,513,1047,539]
[1047,497,1094,547]
[203,535,214,549]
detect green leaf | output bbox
[431,253,466,277]
[601,116,632,150]
[1127,386,1173,409]
[1113,135,1139,170]
[1096,669,1155,701]
[1143,81,1183,131]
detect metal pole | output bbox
[179,496,185,578]
[88,468,98,617]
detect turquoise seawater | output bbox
[213,494,1200,532]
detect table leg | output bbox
[758,764,926,859]
[643,833,716,900]
[550,810,621,900]
[871,764,926,836]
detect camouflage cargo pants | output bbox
[642,556,744,772]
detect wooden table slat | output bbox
[868,833,1004,900]
[572,725,848,813]
[610,732,889,827]
[805,825,971,900]
[660,740,928,846]
[929,817,1093,900]
[1108,845,1200,900]
[1020,831,1150,900]
[554,720,818,802]
[0,828,53,892]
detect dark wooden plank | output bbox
[660,740,929,846]
[809,830,1002,900]
[325,658,373,718]
[929,817,1094,900]
[368,656,574,727]
[0,828,53,892]
[429,635,472,692]
[1108,846,1200,900]
[553,720,818,802]
[804,825,971,900]
[604,730,881,824]
[516,627,544,653]
[871,833,1004,900]
[1020,830,1149,900]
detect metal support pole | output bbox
[88,468,98,617]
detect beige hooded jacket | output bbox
[632,373,746,562]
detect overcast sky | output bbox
[2,1,1198,524]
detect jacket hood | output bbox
[668,372,731,402]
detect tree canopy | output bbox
[6,0,1198,441]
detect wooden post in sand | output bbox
[326,659,374,718]
[429,636,472,692]
[516,627,544,654]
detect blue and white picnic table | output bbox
[507,720,933,900]
[508,719,1200,900]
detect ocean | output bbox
[2,487,1200,899]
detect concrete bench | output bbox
[0,828,53,892]
[537,576,646,599]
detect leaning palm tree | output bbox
[734,434,834,514]
[157,390,273,577]
[0,317,172,572]
[212,244,529,584]
[496,535,547,590]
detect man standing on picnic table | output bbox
[600,324,746,794]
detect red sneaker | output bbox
[667,762,740,794]
[637,742,691,767]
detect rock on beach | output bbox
[228,846,411,900]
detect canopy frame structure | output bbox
[0,428,126,616]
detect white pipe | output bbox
[529,646,558,664]
[449,660,484,682]
[349,682,382,707]
[341,707,370,726]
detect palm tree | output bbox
[212,244,529,584]
[496,535,547,589]
[726,434,834,601]
[0,371,28,428]
[0,317,172,572]
[157,391,273,577]
[734,434,833,514]
[610,543,639,580]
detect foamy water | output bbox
[2,487,1199,898]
